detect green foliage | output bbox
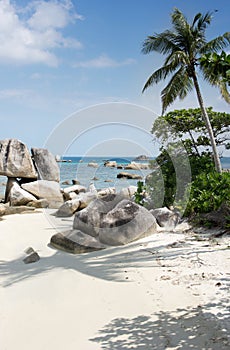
[200,51,230,103]
[134,181,146,206]
[200,51,230,84]
[185,172,230,215]
[147,149,215,209]
[152,108,230,155]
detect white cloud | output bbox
[73,54,136,68]
[0,0,83,66]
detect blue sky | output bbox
[0,0,229,156]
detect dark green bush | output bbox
[185,171,230,215]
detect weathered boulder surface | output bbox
[62,184,86,201]
[55,192,97,217]
[6,179,37,206]
[50,230,106,254]
[98,187,116,197]
[55,198,80,217]
[27,199,49,208]
[31,148,60,182]
[73,196,121,237]
[21,180,63,207]
[119,185,137,199]
[150,207,180,228]
[117,172,142,180]
[0,139,37,178]
[23,251,40,264]
[99,200,157,246]
[0,204,35,215]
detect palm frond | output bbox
[201,32,230,53]
[218,81,230,103]
[161,68,193,114]
[194,12,212,32]
[142,64,176,92]
[171,8,188,34]
[142,31,179,55]
[164,50,188,66]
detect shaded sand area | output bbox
[0,210,229,349]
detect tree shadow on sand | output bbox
[90,304,230,349]
[0,235,228,287]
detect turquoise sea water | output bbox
[0,156,229,197]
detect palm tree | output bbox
[142,8,230,173]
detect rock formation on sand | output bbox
[0,138,63,209]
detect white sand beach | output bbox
[0,210,229,349]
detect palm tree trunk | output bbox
[192,73,222,173]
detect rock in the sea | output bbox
[125,162,149,170]
[50,230,106,254]
[0,139,37,178]
[99,200,157,246]
[31,148,60,182]
[150,207,180,228]
[72,179,80,185]
[117,172,142,180]
[62,180,71,185]
[88,162,99,168]
[6,178,37,206]
[104,161,117,167]
[23,251,40,264]
[21,180,63,207]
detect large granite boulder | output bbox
[0,139,37,178]
[150,207,180,228]
[31,148,60,182]
[99,200,157,246]
[73,196,122,237]
[21,180,63,207]
[50,230,106,254]
[5,178,37,206]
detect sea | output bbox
[0,156,230,198]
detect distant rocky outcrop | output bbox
[133,155,149,161]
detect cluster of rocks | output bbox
[0,138,181,257]
[0,139,63,211]
[103,160,149,170]
[50,198,180,253]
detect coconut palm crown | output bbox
[142,8,230,172]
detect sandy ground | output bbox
[0,210,229,350]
